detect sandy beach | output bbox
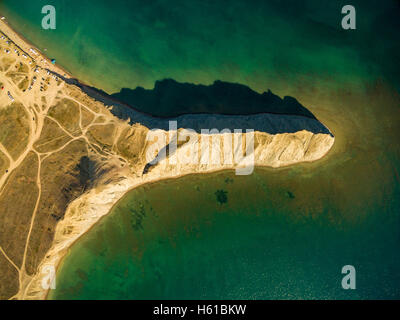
[0,15,73,79]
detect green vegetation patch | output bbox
[0,150,10,178]
[0,252,19,299]
[87,123,116,149]
[17,62,29,73]
[18,76,30,91]
[116,125,148,163]
[0,152,39,269]
[33,117,72,153]
[48,98,81,136]
[80,106,95,128]
[5,70,24,85]
[0,102,30,159]
[0,57,15,72]
[25,139,88,276]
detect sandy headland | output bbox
[0,17,334,300]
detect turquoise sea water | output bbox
[1,0,399,299]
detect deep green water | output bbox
[1,0,399,95]
[50,165,400,299]
[2,0,399,299]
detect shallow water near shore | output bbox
[49,77,400,299]
[46,57,400,297]
[49,133,400,299]
[2,0,399,299]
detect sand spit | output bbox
[0,17,334,300]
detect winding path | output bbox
[0,50,128,299]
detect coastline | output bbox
[0,13,334,135]
[0,14,74,82]
[0,16,335,300]
[36,128,333,300]
[45,146,336,301]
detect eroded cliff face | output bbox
[21,127,333,300]
[0,25,334,300]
